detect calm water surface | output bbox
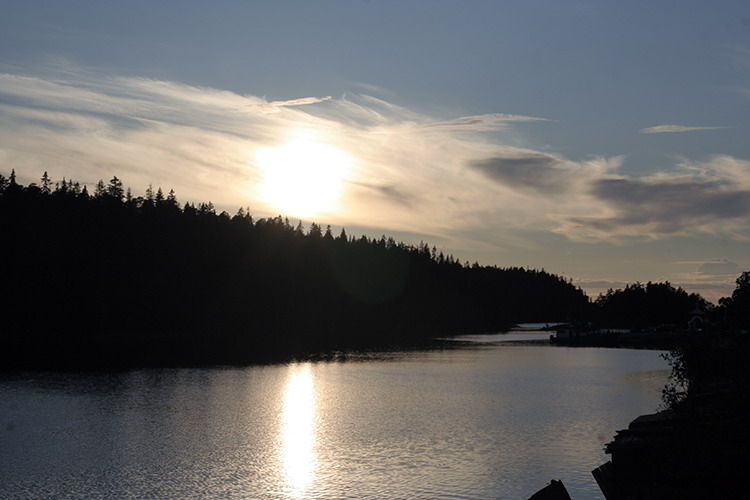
[0,333,668,499]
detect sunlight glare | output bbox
[256,132,351,218]
[281,364,317,496]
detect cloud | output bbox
[259,95,332,114]
[586,178,750,230]
[2,68,750,248]
[639,124,728,134]
[665,259,746,303]
[574,279,629,293]
[469,151,572,194]
[550,156,750,241]
[421,113,549,132]
[697,259,740,276]
[0,69,549,237]
[275,93,414,130]
[470,152,623,197]
[348,181,416,207]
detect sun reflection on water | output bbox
[281,364,317,497]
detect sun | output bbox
[256,133,351,218]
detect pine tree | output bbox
[145,184,154,204]
[198,201,215,215]
[308,222,322,238]
[106,176,124,201]
[94,180,106,198]
[166,189,178,208]
[40,171,53,194]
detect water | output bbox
[0,333,668,499]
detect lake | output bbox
[0,332,669,499]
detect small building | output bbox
[552,321,592,339]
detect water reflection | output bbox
[281,364,317,497]
[0,348,668,500]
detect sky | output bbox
[1,0,749,303]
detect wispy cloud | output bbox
[421,113,550,132]
[0,70,545,235]
[667,258,746,302]
[552,156,750,241]
[469,151,572,194]
[697,258,740,276]
[581,177,750,232]
[348,181,416,207]
[639,124,728,134]
[2,68,750,249]
[259,96,332,114]
[572,279,629,299]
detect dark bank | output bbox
[589,332,750,500]
[1,170,590,369]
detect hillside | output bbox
[0,171,591,368]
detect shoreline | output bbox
[590,332,750,499]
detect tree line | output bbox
[640,279,750,498]
[0,170,591,368]
[593,275,749,332]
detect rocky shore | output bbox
[592,333,750,500]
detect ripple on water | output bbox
[0,346,668,499]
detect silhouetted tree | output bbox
[308,222,322,238]
[166,189,179,208]
[94,179,106,198]
[0,169,598,368]
[595,281,709,330]
[40,171,52,194]
[146,184,154,205]
[720,272,750,331]
[106,176,125,201]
